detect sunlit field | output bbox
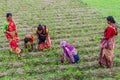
[0,0,120,80]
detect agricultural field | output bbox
[0,0,120,80]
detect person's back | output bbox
[60,41,80,63]
[24,34,34,51]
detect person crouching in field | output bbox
[2,13,22,58]
[60,41,80,63]
[24,34,34,51]
[36,24,51,51]
[98,16,118,68]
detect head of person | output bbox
[43,25,46,27]
[37,24,43,34]
[6,13,12,21]
[24,38,31,43]
[106,16,116,24]
[60,41,68,48]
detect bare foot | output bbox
[18,49,22,58]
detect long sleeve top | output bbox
[104,25,118,40]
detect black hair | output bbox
[37,24,42,30]
[43,25,46,27]
[24,38,30,43]
[107,16,116,23]
[6,13,12,18]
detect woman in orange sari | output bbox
[98,16,118,68]
[3,13,22,58]
[36,24,51,51]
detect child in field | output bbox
[60,41,80,63]
[24,34,34,51]
[36,24,51,51]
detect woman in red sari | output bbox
[98,16,118,68]
[3,13,22,58]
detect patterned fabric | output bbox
[10,39,21,54]
[60,41,79,63]
[4,19,21,54]
[100,37,114,50]
[5,19,20,42]
[98,24,117,67]
[98,48,114,67]
[36,26,49,44]
[38,36,51,50]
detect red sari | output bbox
[5,19,20,54]
[5,19,20,42]
[99,24,118,67]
